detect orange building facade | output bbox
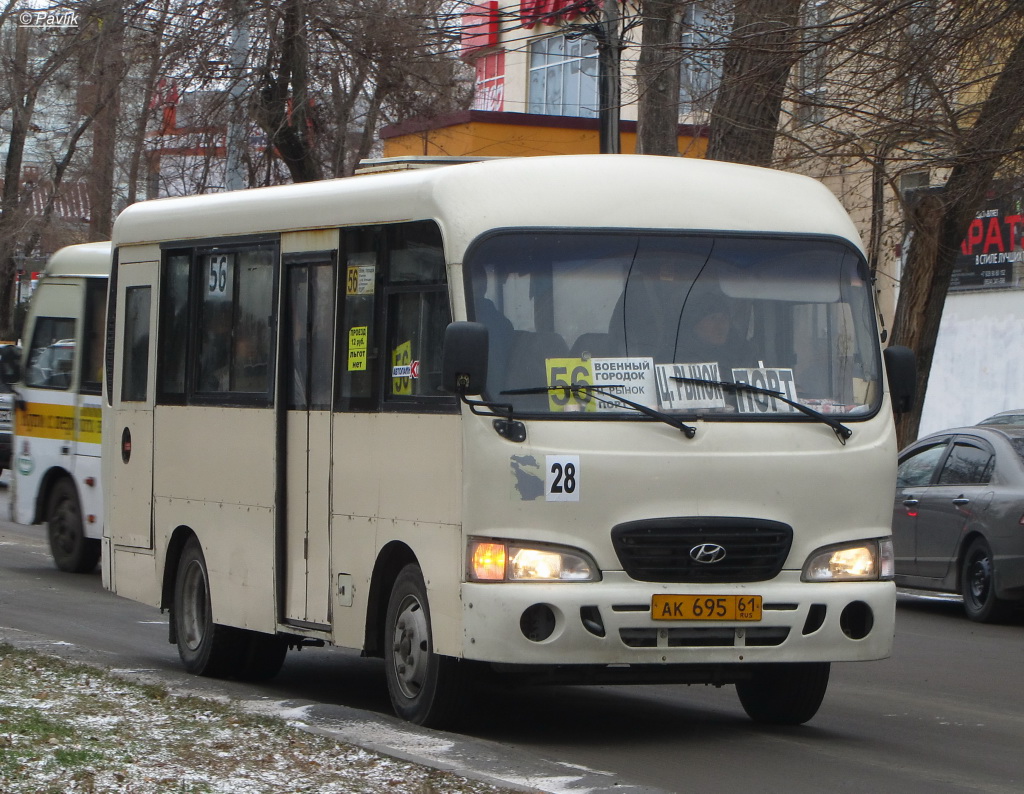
[381,0,709,159]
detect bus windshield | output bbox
[466,231,881,420]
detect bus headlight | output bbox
[802,538,894,582]
[467,538,600,582]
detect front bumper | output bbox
[461,570,895,668]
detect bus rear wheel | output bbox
[735,662,830,725]
[47,478,99,573]
[384,563,467,728]
[172,536,287,680]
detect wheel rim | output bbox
[390,593,429,700]
[50,495,79,556]
[180,559,209,652]
[967,551,993,608]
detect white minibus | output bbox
[101,155,914,727]
[6,242,110,572]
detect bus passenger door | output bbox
[108,262,157,550]
[282,255,335,627]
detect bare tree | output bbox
[246,0,472,183]
[635,0,686,155]
[0,14,90,336]
[252,0,321,182]
[705,0,802,166]
[890,20,1024,445]
[83,0,127,239]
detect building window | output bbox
[903,0,937,114]
[797,0,829,127]
[528,34,598,118]
[472,51,505,111]
[679,3,723,117]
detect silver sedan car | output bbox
[893,425,1024,622]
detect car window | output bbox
[979,414,1024,425]
[896,441,949,488]
[937,441,993,486]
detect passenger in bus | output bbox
[675,291,754,380]
[471,277,514,390]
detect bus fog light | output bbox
[840,601,874,639]
[802,539,892,582]
[520,604,556,642]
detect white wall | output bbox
[918,289,1024,437]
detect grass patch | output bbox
[0,643,511,794]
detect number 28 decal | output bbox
[546,455,580,502]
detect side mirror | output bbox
[442,322,489,395]
[0,344,21,386]
[883,345,916,414]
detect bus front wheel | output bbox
[384,563,467,728]
[735,662,830,725]
[47,478,99,573]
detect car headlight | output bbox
[802,538,894,582]
[467,538,600,582]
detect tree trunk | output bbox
[594,0,623,154]
[0,26,36,339]
[88,1,125,240]
[891,26,1024,446]
[705,0,801,166]
[253,0,322,183]
[635,0,684,156]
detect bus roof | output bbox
[45,241,113,278]
[111,156,865,259]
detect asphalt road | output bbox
[3,480,1023,794]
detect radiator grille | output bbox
[611,517,793,583]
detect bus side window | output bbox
[194,247,275,399]
[384,221,451,403]
[337,226,381,410]
[121,287,151,402]
[158,253,191,400]
[80,278,108,395]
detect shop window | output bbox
[473,50,505,111]
[528,34,598,118]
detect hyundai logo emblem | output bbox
[690,543,727,564]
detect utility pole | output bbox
[595,0,622,154]
[225,0,250,191]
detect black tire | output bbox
[736,662,830,725]
[384,563,468,728]
[47,478,100,573]
[236,633,288,682]
[172,536,287,680]
[172,536,242,677]
[961,537,1013,623]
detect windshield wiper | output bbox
[501,384,696,438]
[672,376,852,444]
